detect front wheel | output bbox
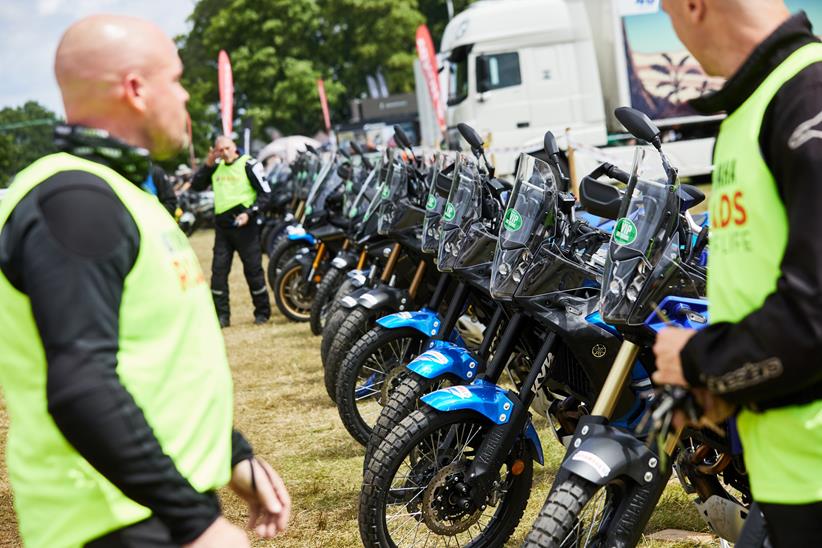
[359,406,533,547]
[365,372,440,470]
[335,326,427,446]
[324,305,377,402]
[273,259,315,322]
[267,238,303,290]
[523,475,623,548]
[310,266,345,336]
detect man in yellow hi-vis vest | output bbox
[654,1,822,545]
[192,136,272,327]
[0,15,289,548]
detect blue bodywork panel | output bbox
[377,308,442,337]
[286,224,316,244]
[407,340,479,381]
[644,296,709,333]
[584,310,620,337]
[421,379,514,425]
[421,379,544,464]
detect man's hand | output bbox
[230,457,291,538]
[205,147,220,167]
[652,327,697,387]
[183,517,249,548]
[234,212,250,227]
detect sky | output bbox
[0,0,195,115]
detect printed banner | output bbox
[217,50,234,136]
[415,25,445,132]
[317,79,331,131]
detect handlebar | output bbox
[601,163,632,185]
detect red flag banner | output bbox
[415,25,445,132]
[218,50,234,136]
[317,79,331,131]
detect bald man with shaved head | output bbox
[0,15,289,548]
[651,1,822,545]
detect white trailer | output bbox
[438,0,820,178]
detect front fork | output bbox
[464,332,558,505]
[299,242,327,298]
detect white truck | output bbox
[437,0,821,178]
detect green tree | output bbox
[179,0,466,156]
[418,0,476,47]
[0,101,61,187]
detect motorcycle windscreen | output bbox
[490,153,559,300]
[452,223,497,271]
[437,153,481,272]
[347,162,380,221]
[361,152,392,224]
[421,155,452,255]
[600,147,681,325]
[377,154,410,235]
[303,154,335,215]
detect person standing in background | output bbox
[191,136,271,327]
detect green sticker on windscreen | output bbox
[443,202,456,221]
[613,218,638,246]
[503,208,523,231]
[426,194,437,210]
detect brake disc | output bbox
[421,462,482,535]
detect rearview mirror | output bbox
[393,125,412,149]
[615,107,661,146]
[543,131,560,157]
[457,123,484,151]
[579,177,623,220]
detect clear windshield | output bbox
[348,161,380,220]
[600,147,680,324]
[499,154,558,249]
[362,151,391,222]
[422,154,450,255]
[437,153,480,272]
[376,153,410,235]
[304,154,334,210]
[442,153,480,227]
[490,154,558,299]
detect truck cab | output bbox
[441,0,608,176]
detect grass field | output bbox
[0,230,716,547]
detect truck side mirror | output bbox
[476,56,491,93]
[615,107,661,147]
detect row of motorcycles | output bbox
[261,107,761,547]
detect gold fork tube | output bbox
[591,341,640,418]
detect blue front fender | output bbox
[421,379,544,464]
[407,340,479,381]
[377,308,441,337]
[287,232,317,245]
[286,224,316,245]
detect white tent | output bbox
[257,135,321,166]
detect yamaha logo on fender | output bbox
[591,344,607,358]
